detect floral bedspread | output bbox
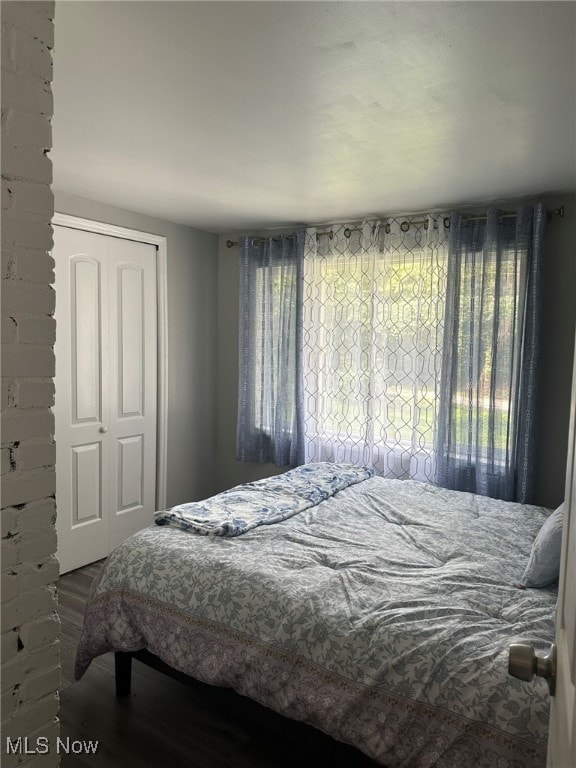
[154,462,374,535]
[76,472,556,767]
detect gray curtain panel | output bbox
[236,231,305,467]
[435,205,546,502]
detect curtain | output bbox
[435,205,546,502]
[302,217,448,481]
[236,231,305,467]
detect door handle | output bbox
[508,642,556,695]
[99,426,108,433]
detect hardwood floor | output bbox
[57,564,379,768]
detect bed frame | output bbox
[114,649,195,697]
[113,650,379,767]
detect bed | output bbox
[75,463,556,767]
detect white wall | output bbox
[216,196,576,507]
[53,191,220,507]
[1,3,60,764]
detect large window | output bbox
[237,206,545,503]
[302,219,447,481]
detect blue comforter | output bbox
[77,470,555,767]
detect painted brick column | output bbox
[1,2,60,765]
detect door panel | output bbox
[107,236,157,551]
[54,225,157,573]
[117,435,144,510]
[118,264,144,416]
[72,443,102,525]
[55,228,110,572]
[547,331,576,767]
[71,257,102,422]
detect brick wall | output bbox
[1,2,59,765]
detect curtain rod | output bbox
[225,206,564,248]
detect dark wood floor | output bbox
[57,563,380,768]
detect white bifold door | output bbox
[53,225,158,574]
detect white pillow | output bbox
[521,503,564,588]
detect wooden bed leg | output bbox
[115,652,132,697]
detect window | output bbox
[236,234,303,467]
[237,206,545,503]
[302,219,447,481]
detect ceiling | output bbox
[51,1,576,234]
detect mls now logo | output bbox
[5,736,99,755]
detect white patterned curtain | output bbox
[302,218,448,481]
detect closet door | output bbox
[107,236,158,550]
[54,225,157,573]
